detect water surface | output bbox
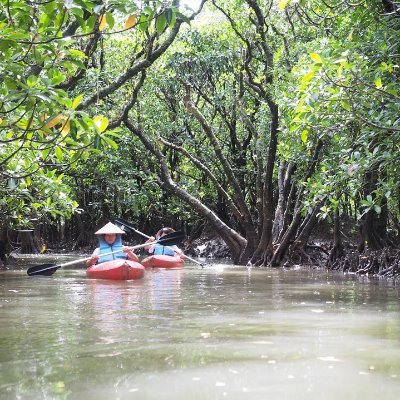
[1,261,399,399]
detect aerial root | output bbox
[327,247,400,279]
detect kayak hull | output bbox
[141,254,184,269]
[86,259,145,280]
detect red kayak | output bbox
[86,259,145,280]
[141,254,184,269]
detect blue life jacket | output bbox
[153,243,175,256]
[97,234,127,263]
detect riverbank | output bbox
[3,231,400,281]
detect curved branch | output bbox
[123,117,247,262]
[79,19,184,110]
[158,136,243,220]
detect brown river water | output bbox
[0,256,399,399]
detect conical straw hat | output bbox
[95,222,125,235]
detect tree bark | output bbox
[327,207,345,267]
[123,118,247,263]
[270,139,323,267]
[358,170,389,252]
[183,85,257,262]
[272,161,296,242]
[18,230,41,254]
[293,205,320,249]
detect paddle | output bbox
[26,230,185,276]
[114,217,206,267]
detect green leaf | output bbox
[67,58,86,70]
[93,115,109,133]
[373,205,381,214]
[278,0,288,10]
[138,13,148,32]
[4,77,16,89]
[144,6,154,18]
[55,146,63,162]
[175,11,191,24]
[301,129,309,144]
[86,15,96,31]
[42,148,51,160]
[27,75,37,87]
[341,101,351,112]
[72,94,83,110]
[49,69,66,85]
[301,70,315,83]
[166,8,175,26]
[375,77,382,89]
[38,12,51,31]
[310,53,322,64]
[71,7,84,18]
[156,13,167,34]
[106,12,115,29]
[68,49,87,58]
[93,134,101,149]
[102,136,118,150]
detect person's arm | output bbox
[172,245,183,257]
[87,248,99,267]
[123,247,138,262]
[144,236,156,254]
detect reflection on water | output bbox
[0,264,399,399]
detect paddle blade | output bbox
[114,218,135,233]
[115,218,185,246]
[27,264,60,276]
[157,230,185,246]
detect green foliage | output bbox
[277,0,400,221]
[0,169,79,229]
[0,0,187,229]
[140,24,253,214]
[2,0,399,245]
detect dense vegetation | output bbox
[1,0,399,276]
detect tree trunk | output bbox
[270,209,303,267]
[0,226,9,267]
[18,230,41,254]
[272,161,296,242]
[270,139,324,267]
[358,170,389,252]
[251,101,279,264]
[182,85,257,262]
[327,207,345,267]
[124,118,247,263]
[293,205,320,249]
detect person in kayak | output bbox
[144,227,183,257]
[87,222,138,267]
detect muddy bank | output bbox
[3,233,400,281]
